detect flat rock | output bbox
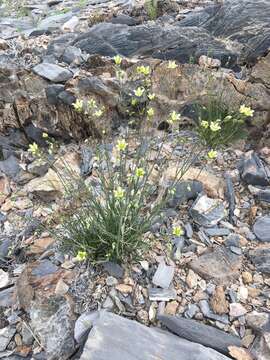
[249,244,270,274]
[148,288,177,301]
[190,194,227,228]
[0,326,16,352]
[152,261,174,289]
[240,151,270,186]
[190,246,242,284]
[0,269,9,289]
[33,63,73,83]
[80,311,231,360]
[253,216,270,242]
[159,315,241,355]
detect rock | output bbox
[186,269,199,289]
[165,301,179,316]
[55,278,69,296]
[152,260,174,289]
[38,12,73,31]
[204,227,230,237]
[167,180,203,207]
[159,315,241,355]
[253,216,270,242]
[0,326,16,352]
[228,346,253,360]
[46,84,65,105]
[200,300,229,324]
[62,46,83,65]
[246,312,270,360]
[185,304,199,319]
[242,272,253,284]
[0,155,21,179]
[27,237,55,255]
[199,55,221,68]
[27,159,49,177]
[229,303,247,318]
[148,288,177,301]
[62,16,79,32]
[0,269,9,289]
[0,174,10,205]
[30,296,75,360]
[190,195,227,228]
[251,52,270,88]
[0,38,9,50]
[210,286,228,315]
[80,311,231,360]
[190,246,242,284]
[249,244,270,274]
[240,151,270,186]
[33,63,73,83]
[115,284,133,294]
[74,312,99,344]
[21,324,34,346]
[24,169,63,201]
[103,261,124,278]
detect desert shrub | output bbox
[144,0,158,20]
[195,97,253,149]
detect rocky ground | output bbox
[0,0,270,359]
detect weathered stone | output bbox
[167,180,203,207]
[229,303,247,318]
[240,151,270,186]
[103,261,124,278]
[159,315,241,355]
[27,237,55,255]
[80,311,231,360]
[0,286,15,307]
[200,300,229,324]
[148,288,177,301]
[190,195,227,228]
[0,174,10,205]
[0,326,16,351]
[228,346,253,360]
[190,246,242,284]
[33,63,73,83]
[0,269,9,289]
[210,286,228,315]
[74,312,99,344]
[152,260,174,289]
[253,216,270,242]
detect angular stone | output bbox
[0,326,16,351]
[204,227,230,237]
[0,286,15,307]
[74,312,99,344]
[190,195,227,228]
[240,151,270,186]
[229,303,247,318]
[253,216,270,242]
[0,174,10,205]
[148,288,177,302]
[159,315,241,355]
[103,262,124,278]
[0,269,9,289]
[190,246,242,284]
[33,63,73,83]
[210,286,228,315]
[200,300,229,324]
[80,311,231,360]
[167,180,203,207]
[249,244,270,274]
[152,261,174,289]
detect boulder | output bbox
[80,311,231,360]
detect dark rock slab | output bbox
[0,155,21,179]
[80,311,231,360]
[240,151,270,187]
[71,22,236,66]
[190,246,242,284]
[249,244,270,274]
[46,84,65,105]
[167,180,203,207]
[159,315,241,355]
[103,261,124,278]
[253,216,270,242]
[33,63,73,83]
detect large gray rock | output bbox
[240,151,270,187]
[33,63,73,83]
[253,216,270,242]
[159,315,241,355]
[249,244,270,274]
[80,311,231,360]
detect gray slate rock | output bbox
[253,216,270,242]
[33,63,73,83]
[103,261,124,278]
[167,180,203,207]
[0,326,16,351]
[148,288,177,301]
[159,315,241,355]
[74,312,99,344]
[80,311,231,360]
[190,194,226,228]
[152,261,174,289]
[249,245,270,274]
[240,151,270,186]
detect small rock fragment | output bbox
[230,303,247,318]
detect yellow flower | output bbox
[116,139,127,152]
[200,120,209,129]
[167,60,177,69]
[168,111,181,124]
[42,132,48,138]
[88,98,97,109]
[72,99,84,112]
[114,186,125,199]
[94,109,103,117]
[172,226,184,237]
[135,167,145,177]
[131,98,138,106]
[207,149,217,159]
[210,121,221,132]
[134,87,145,97]
[239,105,254,117]
[28,142,39,156]
[76,251,87,261]
[148,93,156,101]
[147,107,154,117]
[114,55,122,65]
[136,65,151,76]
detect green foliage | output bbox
[144,0,158,20]
[195,97,253,149]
